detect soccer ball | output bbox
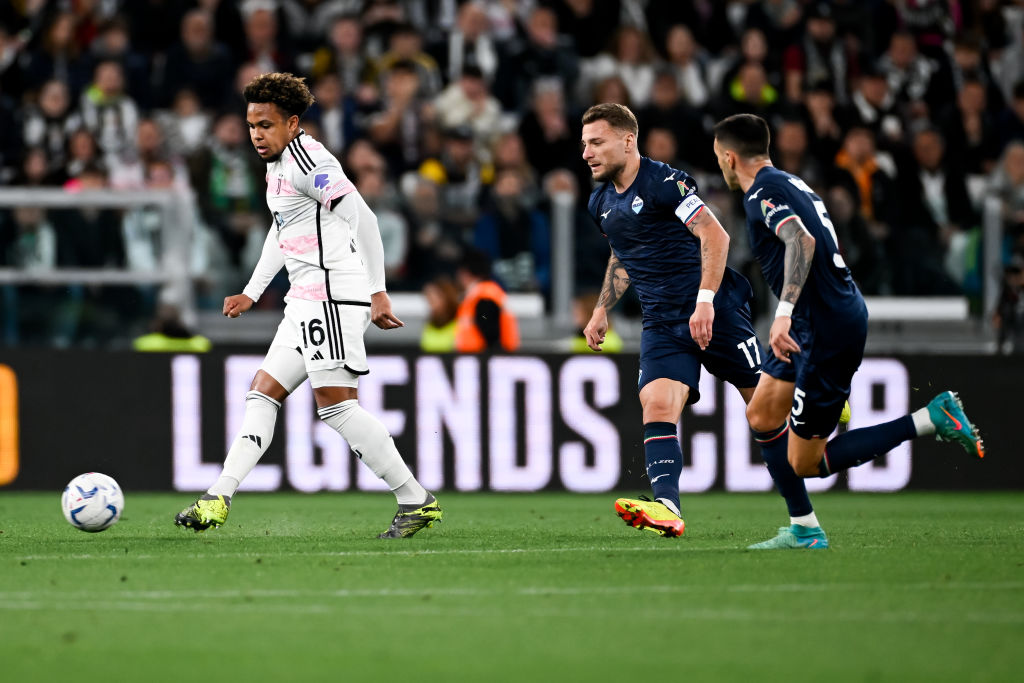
[61,472,124,532]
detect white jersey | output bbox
[249,131,369,304]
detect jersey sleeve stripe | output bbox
[289,140,311,175]
[773,214,799,234]
[294,137,317,170]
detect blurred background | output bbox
[0,0,1023,355]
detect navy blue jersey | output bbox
[742,166,864,327]
[588,157,751,327]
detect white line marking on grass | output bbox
[11,545,709,562]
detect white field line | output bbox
[0,581,1021,604]
[10,545,724,561]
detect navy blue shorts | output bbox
[761,312,868,439]
[639,304,764,405]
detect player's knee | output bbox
[788,453,819,478]
[746,403,784,433]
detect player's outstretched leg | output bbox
[614,496,685,537]
[175,494,231,532]
[377,494,444,538]
[927,391,985,458]
[748,524,828,550]
[318,400,441,538]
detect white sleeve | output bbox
[241,224,285,302]
[332,191,386,294]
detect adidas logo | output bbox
[310,350,324,361]
[241,434,262,448]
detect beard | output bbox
[591,160,625,183]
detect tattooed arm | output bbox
[584,249,629,351]
[770,216,816,363]
[686,207,730,350]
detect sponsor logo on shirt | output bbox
[313,173,330,190]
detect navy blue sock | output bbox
[644,422,682,511]
[819,415,917,476]
[753,423,813,518]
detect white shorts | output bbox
[262,299,371,389]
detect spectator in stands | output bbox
[889,127,967,294]
[53,164,124,269]
[539,168,606,289]
[12,147,57,187]
[590,75,630,108]
[939,76,1000,177]
[356,161,409,287]
[108,118,188,191]
[22,79,81,178]
[519,78,580,185]
[492,5,579,112]
[582,25,657,108]
[473,168,551,296]
[86,18,151,109]
[162,9,237,110]
[988,140,1024,264]
[156,89,209,156]
[715,61,780,121]
[636,69,710,172]
[996,82,1024,154]
[782,1,854,105]
[840,65,904,148]
[663,23,711,109]
[359,0,407,60]
[994,259,1024,354]
[305,73,359,157]
[405,177,464,286]
[773,117,826,189]
[428,1,499,85]
[368,59,432,176]
[63,128,101,183]
[310,14,372,98]
[0,206,61,345]
[803,80,845,174]
[454,247,520,352]
[742,0,803,54]
[242,1,294,74]
[716,27,779,99]
[419,125,492,234]
[547,0,619,60]
[187,112,265,266]
[79,59,139,160]
[419,275,460,353]
[833,126,896,255]
[433,65,503,152]
[21,12,88,99]
[371,22,442,98]
[825,182,889,295]
[642,128,682,169]
[878,31,938,123]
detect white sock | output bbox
[208,391,281,497]
[790,512,820,528]
[656,497,681,517]
[318,400,427,505]
[911,407,935,436]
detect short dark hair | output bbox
[581,103,638,137]
[243,72,315,118]
[713,113,771,159]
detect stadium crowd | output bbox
[2,0,1024,347]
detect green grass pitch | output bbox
[1,491,1022,682]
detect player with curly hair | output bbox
[175,73,441,538]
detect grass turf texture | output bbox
[1,492,1021,683]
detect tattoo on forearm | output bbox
[597,254,630,310]
[778,221,815,305]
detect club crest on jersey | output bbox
[313,173,329,190]
[631,195,644,214]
